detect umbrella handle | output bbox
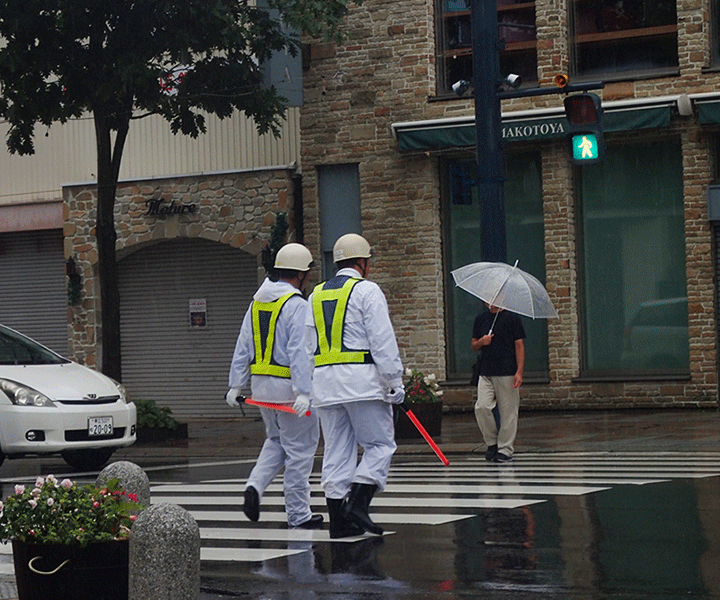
[488,310,500,336]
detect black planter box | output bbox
[135,422,189,445]
[394,401,443,439]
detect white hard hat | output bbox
[274,243,313,271]
[333,233,372,263]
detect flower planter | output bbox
[394,401,443,439]
[12,539,129,600]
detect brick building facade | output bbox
[298,0,720,410]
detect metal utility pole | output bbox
[471,0,506,263]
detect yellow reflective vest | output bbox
[311,276,374,367]
[250,291,298,378]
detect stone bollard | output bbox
[129,503,201,600]
[96,460,151,508]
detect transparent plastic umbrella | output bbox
[451,260,558,324]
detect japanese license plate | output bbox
[88,417,113,437]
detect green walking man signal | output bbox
[564,93,604,164]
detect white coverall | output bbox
[305,267,404,500]
[229,278,319,527]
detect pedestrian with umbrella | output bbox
[452,260,557,463]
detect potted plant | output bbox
[0,475,141,600]
[135,399,188,444]
[395,368,444,439]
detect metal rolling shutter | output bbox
[118,237,258,419]
[0,230,68,355]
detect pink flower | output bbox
[93,501,99,508]
[14,485,25,495]
[130,515,137,522]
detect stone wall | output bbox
[63,168,296,368]
[300,0,719,410]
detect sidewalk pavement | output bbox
[112,406,720,465]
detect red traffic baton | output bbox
[399,402,450,466]
[245,398,311,416]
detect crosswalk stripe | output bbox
[200,547,307,562]
[152,495,545,509]
[185,510,474,526]
[199,527,388,543]
[152,482,609,495]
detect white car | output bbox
[0,324,136,470]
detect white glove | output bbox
[292,394,311,416]
[226,388,244,408]
[385,386,405,405]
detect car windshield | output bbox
[0,326,69,366]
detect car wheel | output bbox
[60,448,115,471]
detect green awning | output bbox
[394,104,672,152]
[697,101,720,125]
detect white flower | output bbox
[47,498,54,507]
[31,488,41,497]
[35,476,44,488]
[60,479,73,489]
[28,499,37,509]
[405,368,413,377]
[436,390,444,396]
[427,373,436,381]
[14,485,25,495]
[46,474,58,486]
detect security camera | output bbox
[452,80,471,97]
[505,73,522,89]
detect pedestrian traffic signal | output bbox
[564,93,604,164]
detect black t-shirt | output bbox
[472,309,526,377]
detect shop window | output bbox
[569,0,678,80]
[578,140,688,376]
[443,153,548,379]
[435,0,537,96]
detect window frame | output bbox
[434,0,538,97]
[567,0,679,82]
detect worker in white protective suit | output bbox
[226,243,323,529]
[306,233,405,538]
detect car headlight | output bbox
[0,379,54,407]
[110,378,129,404]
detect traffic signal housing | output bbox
[564,93,604,164]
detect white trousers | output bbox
[317,400,397,500]
[474,375,519,456]
[246,406,320,527]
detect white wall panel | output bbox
[0,108,300,208]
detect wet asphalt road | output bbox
[1,408,720,599]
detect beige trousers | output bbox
[474,375,519,456]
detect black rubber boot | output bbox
[343,483,383,536]
[327,498,365,539]
[243,486,260,522]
